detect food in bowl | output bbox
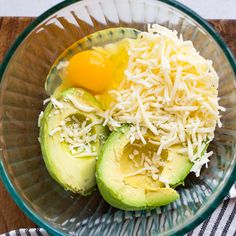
[38,25,224,210]
[39,88,109,194]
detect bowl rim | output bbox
[0,0,236,235]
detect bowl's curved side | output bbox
[0,162,64,236]
[0,0,236,236]
[0,2,82,236]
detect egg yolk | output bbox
[65,50,113,93]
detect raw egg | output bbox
[65,50,113,94]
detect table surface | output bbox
[0,17,236,234]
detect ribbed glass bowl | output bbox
[0,0,236,235]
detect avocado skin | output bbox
[40,88,108,195]
[96,180,179,211]
[96,126,179,210]
[40,102,62,186]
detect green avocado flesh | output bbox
[96,126,180,210]
[159,143,209,187]
[159,148,193,187]
[40,88,108,195]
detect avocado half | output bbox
[40,88,108,195]
[96,126,179,210]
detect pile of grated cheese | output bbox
[100,24,224,177]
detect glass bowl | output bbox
[0,0,236,235]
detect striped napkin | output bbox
[1,184,235,236]
[187,183,236,236]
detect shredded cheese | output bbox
[43,97,51,105]
[99,24,223,177]
[66,95,96,112]
[123,166,157,178]
[38,111,44,127]
[49,127,62,136]
[56,116,100,156]
[51,97,64,109]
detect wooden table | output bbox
[0,17,235,234]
